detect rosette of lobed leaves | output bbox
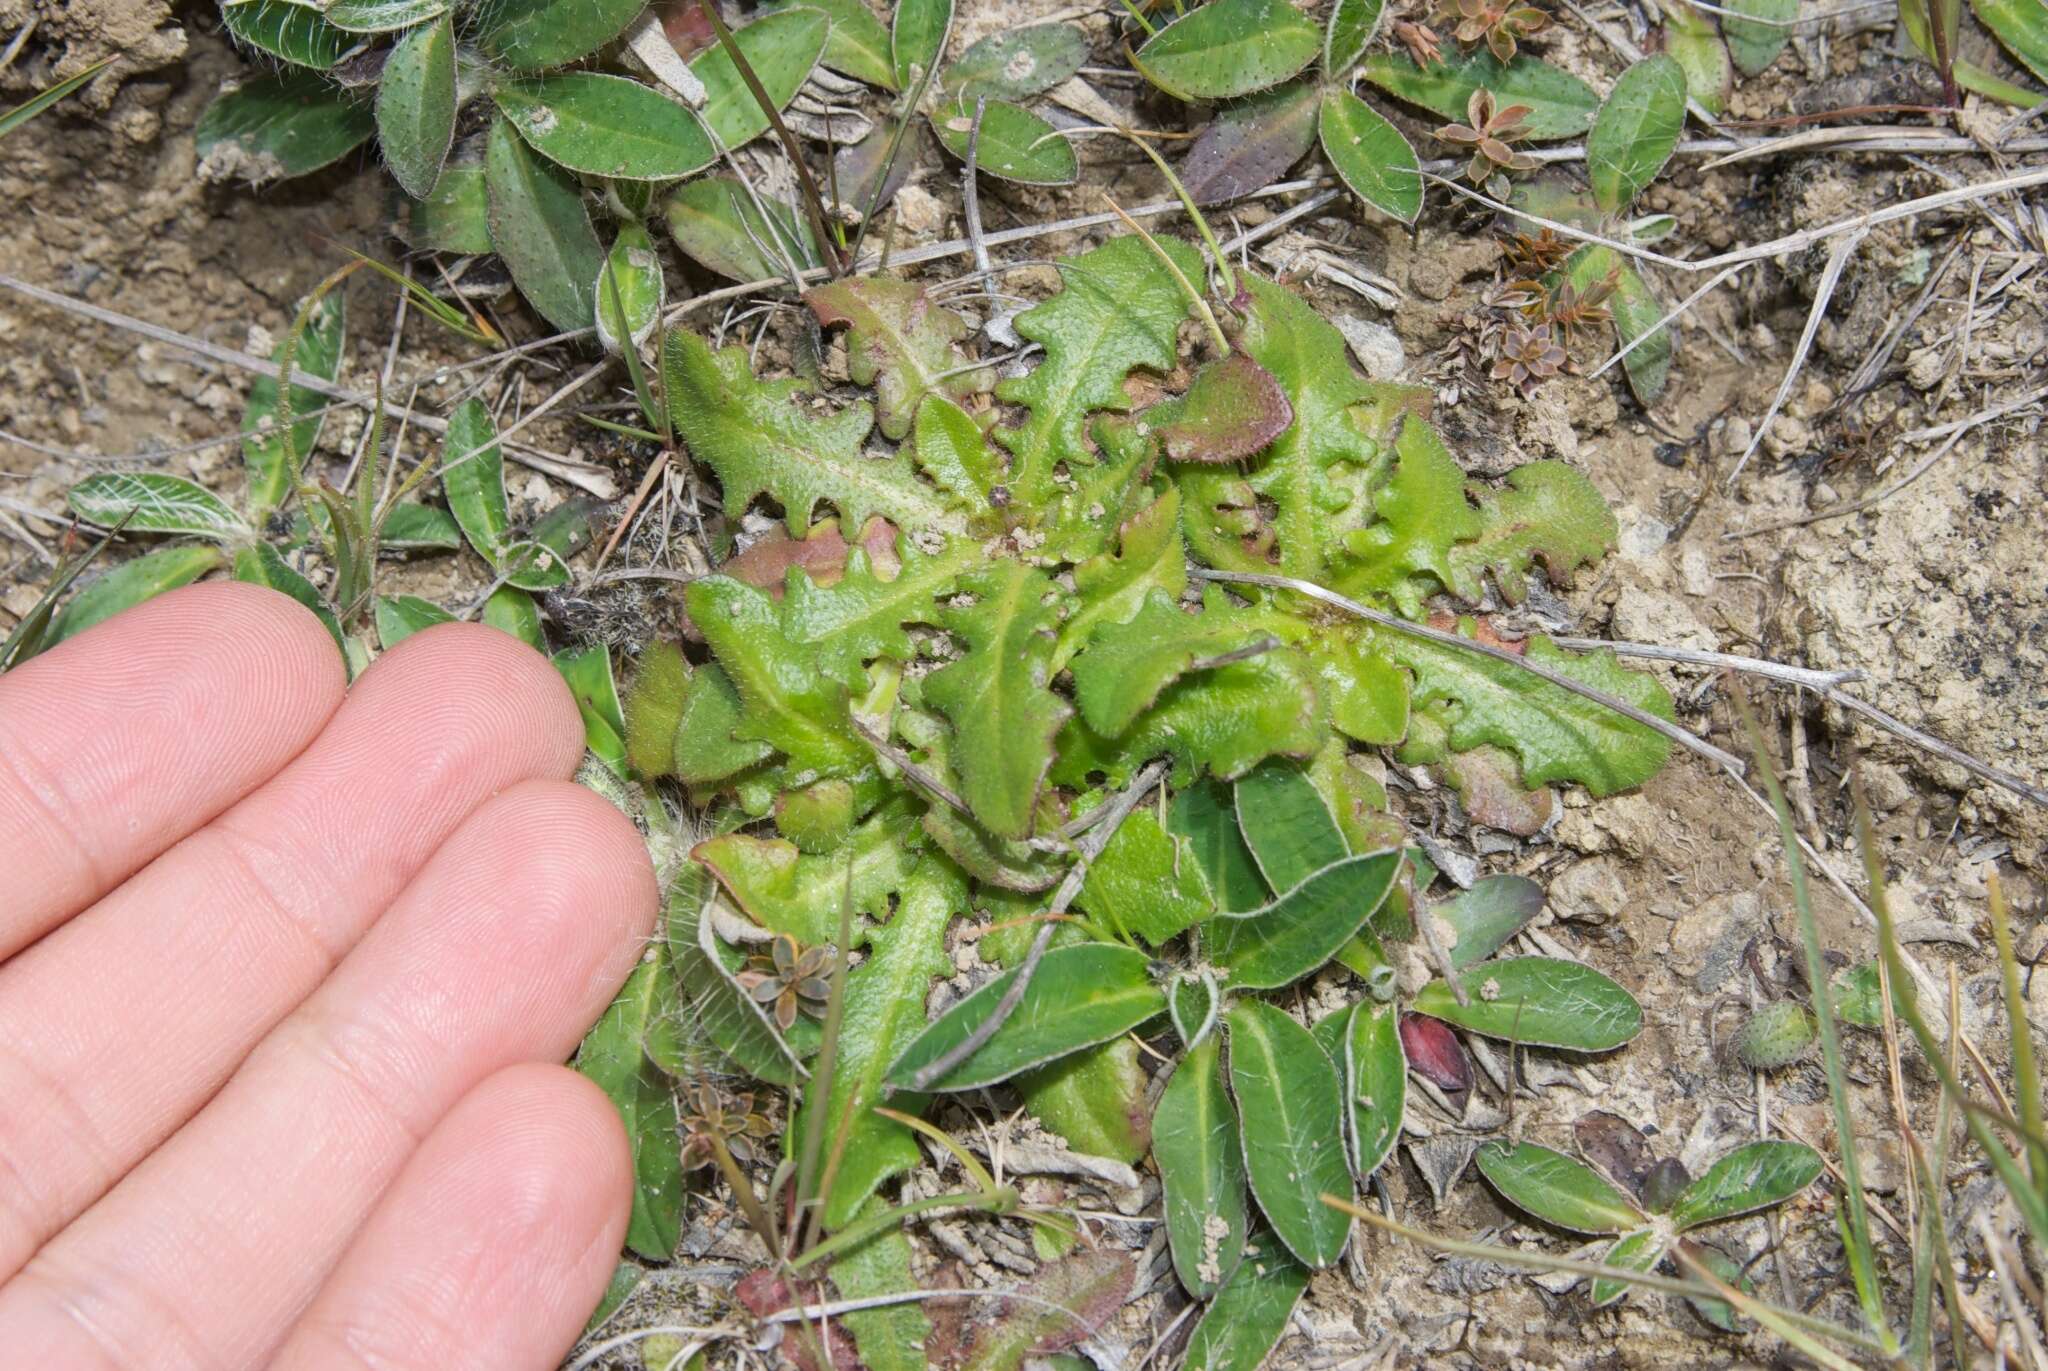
[621,230,1671,1345]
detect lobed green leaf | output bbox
[664,328,953,534]
[806,276,993,440]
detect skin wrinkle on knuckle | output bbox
[6,1241,216,1371]
[261,1004,434,1159]
[0,722,112,900]
[0,1028,122,1269]
[185,813,355,975]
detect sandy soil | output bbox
[2,3,2043,1368]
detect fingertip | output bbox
[0,577,348,949]
[457,778,661,990]
[271,1065,635,1371]
[363,621,586,779]
[467,1064,636,1231]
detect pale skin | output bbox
[0,580,660,1369]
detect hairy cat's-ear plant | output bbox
[590,226,1692,1366]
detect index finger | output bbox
[0,578,346,959]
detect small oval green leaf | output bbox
[221,0,356,70]
[325,0,448,32]
[377,14,457,199]
[1668,1140,1823,1230]
[441,396,509,563]
[397,153,492,254]
[1662,1,1730,114]
[1180,1228,1309,1371]
[664,176,820,282]
[1364,47,1599,139]
[1135,0,1321,100]
[1343,1000,1406,1181]
[68,472,250,541]
[1180,79,1319,206]
[48,544,225,646]
[484,113,604,331]
[232,542,345,659]
[1169,972,1222,1048]
[1210,851,1403,991]
[1234,758,1346,895]
[597,222,665,354]
[575,954,687,1259]
[1155,1036,1250,1297]
[476,0,646,71]
[931,97,1079,186]
[1568,243,1673,405]
[694,7,830,150]
[377,500,464,551]
[1974,0,2048,85]
[1720,0,1796,76]
[943,23,1088,101]
[1169,777,1268,913]
[892,0,955,88]
[1435,873,1546,970]
[771,0,895,88]
[1324,0,1385,76]
[1411,956,1643,1050]
[1227,999,1352,1268]
[375,592,456,649]
[1317,88,1421,224]
[1587,54,1686,214]
[886,942,1165,1091]
[1590,1227,1666,1305]
[196,73,375,183]
[483,586,546,650]
[556,642,629,775]
[1827,960,1885,1028]
[1475,1140,1645,1234]
[493,73,715,181]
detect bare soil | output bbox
[2,3,2043,1368]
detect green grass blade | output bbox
[1733,695,1892,1346]
[0,57,112,141]
[1988,872,2047,1199]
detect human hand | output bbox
[0,581,659,1369]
